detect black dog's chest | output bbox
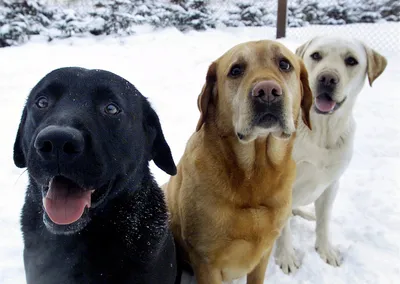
[24,234,149,284]
[21,189,176,284]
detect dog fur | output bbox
[13,67,178,284]
[274,36,388,274]
[164,40,313,283]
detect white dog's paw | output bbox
[275,248,301,274]
[315,243,342,267]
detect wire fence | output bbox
[282,0,400,54]
[287,23,399,54]
[44,0,400,53]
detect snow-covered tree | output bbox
[175,0,215,30]
[0,0,399,48]
[51,9,89,38]
[223,0,275,27]
[380,0,400,21]
[0,0,56,47]
[88,0,138,36]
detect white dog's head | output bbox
[296,36,387,115]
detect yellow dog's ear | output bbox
[363,45,387,86]
[196,62,217,132]
[299,59,313,130]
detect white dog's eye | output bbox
[310,52,322,61]
[345,56,358,66]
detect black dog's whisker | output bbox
[13,169,28,188]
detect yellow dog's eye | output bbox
[279,59,292,71]
[228,64,244,78]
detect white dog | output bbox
[274,36,387,274]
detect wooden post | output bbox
[276,0,288,38]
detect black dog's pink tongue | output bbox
[43,177,91,225]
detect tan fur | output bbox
[364,45,387,86]
[165,40,312,283]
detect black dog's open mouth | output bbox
[315,94,347,114]
[42,176,111,225]
[43,176,93,225]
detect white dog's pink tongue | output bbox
[43,177,91,225]
[316,96,336,112]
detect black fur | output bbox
[13,67,177,284]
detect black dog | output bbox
[13,67,178,284]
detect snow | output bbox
[0,23,399,284]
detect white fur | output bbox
[275,36,385,273]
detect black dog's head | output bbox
[14,67,176,235]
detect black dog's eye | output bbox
[36,97,49,108]
[310,52,322,61]
[279,59,292,71]
[104,103,120,115]
[345,56,358,66]
[228,64,245,78]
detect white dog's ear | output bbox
[295,37,317,58]
[363,45,387,87]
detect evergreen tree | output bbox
[1,0,399,48]
[0,0,58,47]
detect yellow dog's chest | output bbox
[230,205,283,236]
[202,206,285,281]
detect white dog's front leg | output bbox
[274,220,300,274]
[314,181,342,267]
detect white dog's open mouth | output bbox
[315,94,346,114]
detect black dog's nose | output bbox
[34,126,84,161]
[251,80,283,104]
[317,72,340,87]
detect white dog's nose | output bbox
[317,72,340,87]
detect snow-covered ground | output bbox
[0,23,399,283]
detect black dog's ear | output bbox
[144,102,177,176]
[14,106,27,168]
